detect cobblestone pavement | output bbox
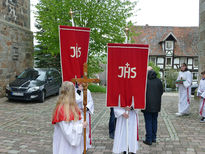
[0,93,205,154]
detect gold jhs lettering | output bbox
[70,43,81,58]
[118,63,137,79]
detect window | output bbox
[174,58,179,64]
[193,72,198,80]
[52,71,60,79]
[188,65,192,70]
[193,58,198,67]
[180,57,187,65]
[12,47,19,61]
[150,57,156,64]
[157,57,164,69]
[159,71,163,78]
[17,70,46,81]
[188,58,193,64]
[47,71,52,79]
[165,41,173,50]
[174,64,179,69]
[36,71,46,81]
[157,57,164,64]
[157,64,164,69]
[166,57,172,66]
[166,57,172,68]
[174,58,180,69]
[162,43,165,51]
[166,50,173,56]
[8,0,17,5]
[187,58,193,70]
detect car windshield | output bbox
[17,70,46,81]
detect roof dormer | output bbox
[159,32,177,56]
[161,32,177,42]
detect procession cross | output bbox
[72,63,100,154]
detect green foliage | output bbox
[165,69,178,89]
[34,47,61,72]
[148,62,161,78]
[88,84,106,93]
[126,21,141,44]
[35,0,137,75]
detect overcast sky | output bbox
[30,0,200,33]
[133,0,199,27]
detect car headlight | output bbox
[27,86,40,92]
[6,84,11,91]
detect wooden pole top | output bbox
[72,63,100,84]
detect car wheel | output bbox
[39,91,45,103]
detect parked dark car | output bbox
[191,83,198,95]
[6,68,62,102]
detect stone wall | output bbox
[199,0,205,75]
[0,0,30,29]
[0,0,33,96]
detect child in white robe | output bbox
[76,83,94,149]
[52,81,87,154]
[176,63,192,116]
[113,106,139,154]
[197,71,205,123]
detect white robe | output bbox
[53,120,84,154]
[113,107,139,154]
[176,71,192,114]
[197,79,205,117]
[76,89,94,148]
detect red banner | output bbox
[59,25,90,81]
[107,43,149,109]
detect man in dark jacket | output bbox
[142,70,163,145]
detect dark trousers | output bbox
[143,112,158,143]
[109,108,116,138]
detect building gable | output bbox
[133,26,199,57]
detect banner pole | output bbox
[126,110,129,154]
[83,84,88,154]
[69,8,75,27]
[125,27,129,154]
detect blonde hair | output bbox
[53,81,80,122]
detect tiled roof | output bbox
[132,26,199,57]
